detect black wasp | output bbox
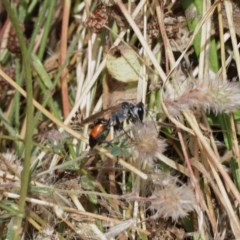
[86,102,144,148]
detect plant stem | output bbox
[2,1,34,239]
[60,0,71,118]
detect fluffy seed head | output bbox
[149,184,196,221]
[1,150,22,173]
[132,121,167,167]
[163,72,240,116]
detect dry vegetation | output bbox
[1,0,240,239]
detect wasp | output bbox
[86,102,144,148]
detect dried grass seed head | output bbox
[1,150,22,173]
[163,71,240,116]
[132,121,167,166]
[149,183,196,221]
[202,74,240,114]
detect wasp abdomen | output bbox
[89,119,110,148]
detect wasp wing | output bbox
[71,103,123,128]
